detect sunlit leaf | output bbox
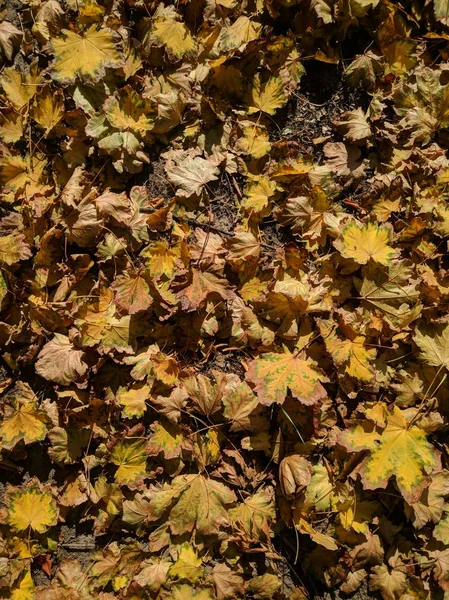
[169,544,204,583]
[0,382,49,450]
[0,64,41,110]
[50,26,122,83]
[35,334,88,386]
[32,88,64,135]
[246,349,328,406]
[335,221,398,265]
[7,485,57,533]
[169,474,236,535]
[110,438,147,485]
[247,75,287,116]
[149,6,195,58]
[341,407,439,501]
[165,155,219,197]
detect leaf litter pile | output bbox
[3,0,449,598]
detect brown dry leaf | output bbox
[0,21,23,60]
[211,564,244,600]
[35,334,88,386]
[177,269,235,311]
[334,108,371,144]
[165,155,219,197]
[369,564,407,600]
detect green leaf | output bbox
[434,0,449,25]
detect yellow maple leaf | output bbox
[11,570,34,600]
[75,292,137,354]
[229,489,275,542]
[338,498,378,534]
[104,86,156,134]
[414,322,449,369]
[122,43,143,80]
[335,221,398,265]
[0,381,49,450]
[147,421,187,459]
[169,474,237,535]
[32,88,65,135]
[222,382,259,432]
[169,544,204,583]
[117,383,151,418]
[150,7,195,58]
[153,352,179,386]
[78,0,105,24]
[220,16,262,51]
[193,429,221,469]
[123,344,178,387]
[143,241,182,278]
[383,39,417,76]
[235,122,271,158]
[110,438,147,485]
[303,464,339,512]
[0,147,48,195]
[0,271,7,305]
[172,585,215,600]
[295,516,338,551]
[7,486,58,533]
[0,111,24,143]
[50,26,122,83]
[242,176,277,214]
[112,575,129,592]
[370,564,406,600]
[341,407,439,501]
[246,349,328,406]
[323,325,376,382]
[0,63,41,110]
[247,75,287,115]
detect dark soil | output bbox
[273,61,369,156]
[145,157,176,200]
[209,173,240,234]
[319,583,379,600]
[200,349,246,379]
[259,218,296,250]
[1,0,21,25]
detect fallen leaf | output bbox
[35,334,88,386]
[246,349,328,406]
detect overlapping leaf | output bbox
[2,0,449,598]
